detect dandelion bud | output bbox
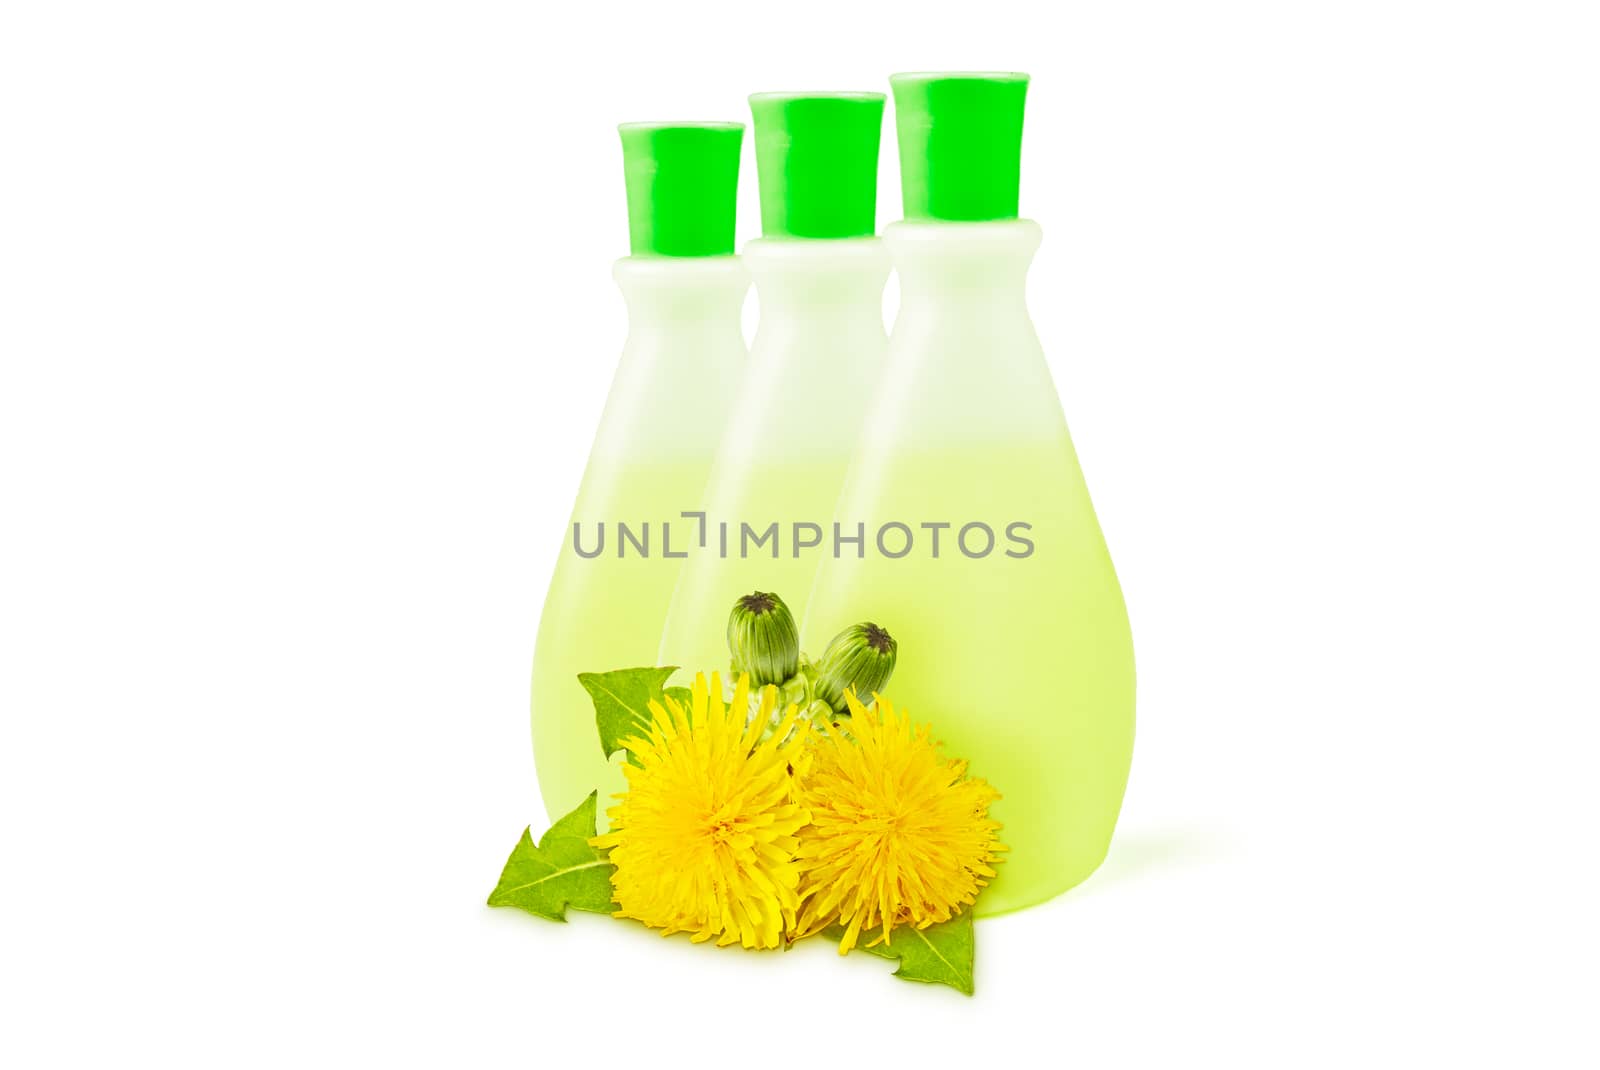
[815,622,897,712]
[727,591,800,687]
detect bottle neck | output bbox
[731,237,890,454]
[597,256,748,464]
[886,219,1040,313]
[877,219,1057,442]
[743,237,889,327]
[613,255,749,336]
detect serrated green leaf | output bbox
[487,792,614,922]
[664,685,692,707]
[829,911,976,995]
[578,666,678,760]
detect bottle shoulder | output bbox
[611,254,750,320]
[611,254,749,299]
[885,219,1041,288]
[740,236,891,293]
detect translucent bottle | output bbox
[658,93,889,678]
[801,74,1136,914]
[531,122,747,822]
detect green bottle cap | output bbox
[889,72,1030,222]
[618,122,744,257]
[748,92,885,239]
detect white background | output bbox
[3,0,1597,1065]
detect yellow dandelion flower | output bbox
[592,672,811,949]
[795,692,1006,953]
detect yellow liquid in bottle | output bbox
[658,238,889,677]
[531,460,718,821]
[802,441,1134,915]
[659,461,856,677]
[531,256,747,822]
[801,220,1135,915]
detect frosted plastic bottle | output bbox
[658,92,889,678]
[531,122,747,822]
[801,74,1135,915]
